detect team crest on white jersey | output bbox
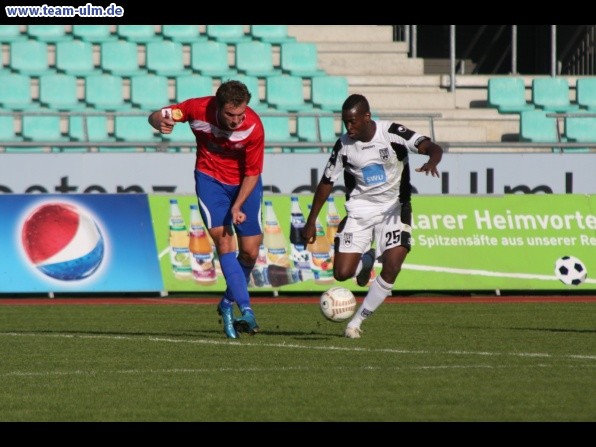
[380,147,389,161]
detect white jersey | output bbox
[323,120,429,219]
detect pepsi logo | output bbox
[21,202,105,281]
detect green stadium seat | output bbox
[280,42,327,78]
[114,115,161,142]
[261,115,299,144]
[190,41,236,77]
[161,121,196,143]
[532,77,580,112]
[175,75,213,102]
[0,73,36,110]
[235,41,279,77]
[576,78,596,111]
[265,75,312,112]
[233,75,269,111]
[26,25,69,42]
[205,25,251,43]
[519,110,559,143]
[0,25,26,42]
[55,40,98,76]
[250,25,295,44]
[0,115,22,142]
[100,40,147,76]
[563,115,596,152]
[129,74,170,111]
[311,76,349,112]
[296,115,338,143]
[487,77,534,114]
[39,74,86,110]
[146,41,188,77]
[162,25,205,43]
[71,25,116,43]
[9,39,51,75]
[116,25,160,43]
[68,114,112,142]
[84,74,131,111]
[21,114,68,142]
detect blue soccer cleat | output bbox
[217,301,239,339]
[233,310,260,335]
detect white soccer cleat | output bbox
[344,326,363,339]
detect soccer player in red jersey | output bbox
[149,80,264,339]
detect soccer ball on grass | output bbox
[554,255,587,286]
[320,286,357,322]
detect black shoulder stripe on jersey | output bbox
[388,122,415,140]
[391,142,408,161]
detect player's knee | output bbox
[333,266,354,282]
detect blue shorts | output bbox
[194,170,263,237]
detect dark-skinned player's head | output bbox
[341,94,374,142]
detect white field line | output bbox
[2,332,596,362]
[402,263,596,284]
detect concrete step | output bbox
[321,55,423,76]
[357,89,456,111]
[288,25,394,43]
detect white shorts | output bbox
[335,203,412,257]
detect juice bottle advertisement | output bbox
[147,194,351,292]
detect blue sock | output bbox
[221,258,254,309]
[219,252,251,313]
[237,260,255,314]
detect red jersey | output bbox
[162,96,265,185]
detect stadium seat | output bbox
[532,77,580,112]
[39,73,86,110]
[205,25,250,43]
[130,74,170,111]
[100,40,146,76]
[71,25,116,43]
[265,75,312,111]
[487,77,534,114]
[0,115,22,142]
[250,25,295,44]
[235,41,279,77]
[114,115,161,142]
[26,25,69,42]
[21,114,68,142]
[261,115,299,144]
[161,121,196,143]
[162,25,204,43]
[0,25,25,42]
[146,41,188,76]
[190,41,236,77]
[0,72,36,110]
[576,78,596,111]
[175,75,213,102]
[311,76,349,112]
[84,74,130,111]
[296,115,338,143]
[280,42,327,78]
[68,114,113,142]
[563,115,596,152]
[55,40,98,76]
[116,25,159,43]
[519,110,559,143]
[234,75,269,111]
[9,39,51,75]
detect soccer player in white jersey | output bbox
[302,94,443,338]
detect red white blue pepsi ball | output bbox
[21,202,105,281]
[320,286,357,322]
[554,255,587,286]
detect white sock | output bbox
[347,275,393,329]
